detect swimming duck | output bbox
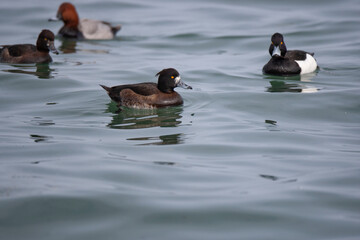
[49,2,121,40]
[0,29,58,64]
[100,68,192,109]
[263,33,318,76]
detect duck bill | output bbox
[48,17,60,22]
[48,41,59,55]
[175,76,192,89]
[49,12,62,22]
[272,45,281,57]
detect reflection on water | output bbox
[266,80,319,93]
[259,174,280,181]
[106,102,184,129]
[59,39,110,54]
[259,174,298,183]
[128,133,185,145]
[263,71,318,82]
[2,63,54,79]
[30,117,55,126]
[29,134,52,143]
[265,119,277,125]
[59,39,77,54]
[106,103,186,145]
[297,72,318,82]
[153,161,176,165]
[264,72,319,93]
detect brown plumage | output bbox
[100,68,192,109]
[0,29,58,64]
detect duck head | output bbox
[49,2,79,29]
[36,29,59,54]
[156,68,192,93]
[269,32,287,57]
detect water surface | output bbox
[0,0,360,239]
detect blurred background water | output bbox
[0,0,359,239]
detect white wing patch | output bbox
[79,19,114,40]
[295,53,318,74]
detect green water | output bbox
[0,0,359,239]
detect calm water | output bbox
[0,0,360,239]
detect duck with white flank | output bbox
[263,33,318,76]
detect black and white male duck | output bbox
[100,68,192,109]
[0,29,58,64]
[263,33,318,76]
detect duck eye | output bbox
[44,38,48,41]
[280,42,283,45]
[171,76,175,79]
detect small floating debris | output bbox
[30,134,52,143]
[260,174,279,181]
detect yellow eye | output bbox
[171,76,174,79]
[280,42,283,45]
[44,38,47,41]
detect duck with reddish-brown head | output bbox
[49,2,121,40]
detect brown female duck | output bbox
[100,68,192,109]
[0,29,58,64]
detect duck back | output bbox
[285,50,309,61]
[3,44,36,57]
[101,83,159,102]
[79,19,119,40]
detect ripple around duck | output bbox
[103,103,184,130]
[167,32,206,39]
[214,34,261,40]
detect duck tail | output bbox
[100,84,111,92]
[111,25,121,35]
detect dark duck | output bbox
[100,68,192,109]
[263,33,318,76]
[0,29,58,64]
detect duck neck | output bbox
[158,77,174,93]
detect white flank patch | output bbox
[295,53,318,74]
[79,19,114,40]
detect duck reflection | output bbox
[265,72,319,93]
[59,39,77,54]
[106,102,184,129]
[266,80,319,93]
[2,63,54,79]
[59,38,110,54]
